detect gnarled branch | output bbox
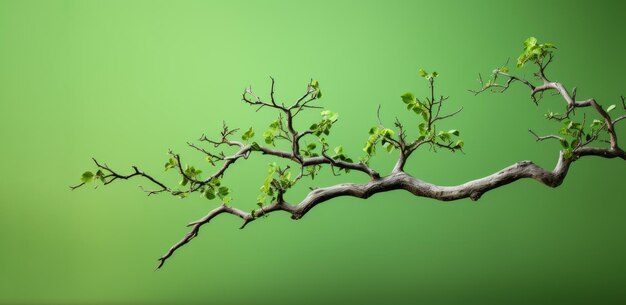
[73,37,626,269]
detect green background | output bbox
[1,0,625,304]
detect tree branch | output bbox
[74,38,626,270]
[156,144,625,268]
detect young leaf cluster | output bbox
[263,119,281,145]
[80,170,105,184]
[400,70,464,153]
[256,162,294,212]
[363,126,396,156]
[241,127,255,142]
[331,145,354,173]
[310,110,338,137]
[300,143,322,178]
[517,36,556,68]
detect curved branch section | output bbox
[156,146,624,268]
[295,148,623,217]
[156,201,295,269]
[156,204,251,269]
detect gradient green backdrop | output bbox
[1,0,626,304]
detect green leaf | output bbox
[363,141,375,155]
[401,92,415,104]
[241,127,255,141]
[384,142,394,153]
[315,89,322,99]
[531,46,542,55]
[448,129,460,136]
[607,104,616,113]
[218,186,230,196]
[516,53,527,68]
[420,109,429,121]
[437,131,451,141]
[80,171,94,183]
[210,177,221,186]
[418,68,428,77]
[431,71,439,78]
[560,139,569,149]
[95,170,105,183]
[381,128,395,138]
[543,43,556,48]
[311,80,319,89]
[281,171,292,182]
[334,145,343,156]
[523,37,537,49]
[164,158,177,171]
[418,123,427,136]
[321,110,339,122]
[307,143,316,150]
[250,142,261,151]
[590,119,603,130]
[204,188,216,200]
[263,129,276,145]
[454,140,464,149]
